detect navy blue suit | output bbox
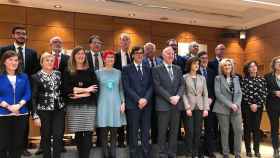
[142,56,162,67]
[122,64,153,157]
[173,55,187,74]
[208,58,219,75]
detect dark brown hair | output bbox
[12,26,26,34]
[0,50,22,74]
[68,46,89,75]
[185,57,200,73]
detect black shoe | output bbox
[118,143,126,148]
[22,149,32,157]
[62,146,67,153]
[207,153,216,158]
[35,148,43,155]
[255,152,261,158]
[223,155,229,158]
[246,152,253,157]
[235,155,241,158]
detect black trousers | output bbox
[242,106,263,153]
[184,110,203,155]
[267,109,280,150]
[204,109,219,154]
[100,127,118,158]
[38,109,65,158]
[127,108,151,158]
[75,131,92,158]
[150,101,158,144]
[157,109,180,158]
[0,115,28,158]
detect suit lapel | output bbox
[221,75,232,93]
[161,65,173,84]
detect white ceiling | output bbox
[1,0,280,30]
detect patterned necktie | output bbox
[18,47,24,69]
[203,68,207,79]
[94,53,99,70]
[137,65,143,80]
[168,65,174,81]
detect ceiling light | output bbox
[243,0,280,7]
[54,5,62,8]
[240,30,246,40]
[128,13,136,17]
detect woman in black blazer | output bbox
[265,56,280,158]
[241,61,267,158]
[32,52,65,158]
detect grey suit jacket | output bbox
[152,64,185,111]
[213,75,242,115]
[183,74,209,111]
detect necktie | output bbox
[150,59,155,68]
[18,47,24,69]
[203,68,207,79]
[94,53,99,70]
[53,54,59,69]
[168,65,174,81]
[137,65,143,80]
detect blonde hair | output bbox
[271,56,280,72]
[40,52,54,66]
[219,58,235,75]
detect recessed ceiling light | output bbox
[243,0,280,7]
[160,17,168,21]
[54,5,62,8]
[128,13,136,17]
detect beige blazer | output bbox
[183,73,209,111]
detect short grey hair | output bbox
[189,41,199,52]
[144,42,156,51]
[49,36,63,44]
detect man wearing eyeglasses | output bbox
[86,35,104,71]
[0,26,40,157]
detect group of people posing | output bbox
[0,26,280,158]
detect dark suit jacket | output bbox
[208,58,219,75]
[0,45,40,76]
[173,55,187,74]
[152,64,185,111]
[142,56,162,68]
[122,64,153,110]
[198,67,215,99]
[86,50,103,70]
[265,72,280,111]
[56,53,69,78]
[113,50,131,71]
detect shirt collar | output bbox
[90,50,100,55]
[163,62,172,69]
[52,50,63,57]
[134,62,142,67]
[14,42,25,50]
[121,49,129,55]
[216,56,222,62]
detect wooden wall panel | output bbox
[0,5,26,24]
[75,13,113,31]
[27,8,74,27]
[74,29,114,49]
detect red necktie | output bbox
[54,54,59,69]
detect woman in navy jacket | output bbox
[0,50,31,158]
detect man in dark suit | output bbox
[114,33,132,71]
[50,36,69,75]
[152,46,185,158]
[208,44,225,75]
[198,51,217,158]
[0,26,40,157]
[86,35,104,71]
[113,33,132,147]
[122,46,153,158]
[166,39,187,74]
[142,42,162,144]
